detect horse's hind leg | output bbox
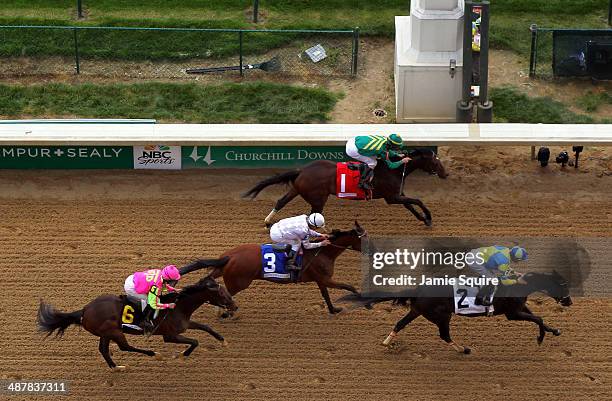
[163,334,199,357]
[316,282,342,314]
[99,337,118,370]
[265,188,299,227]
[188,321,227,345]
[382,308,421,346]
[110,332,156,359]
[433,314,471,354]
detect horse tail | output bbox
[242,170,300,199]
[179,256,230,276]
[37,300,83,337]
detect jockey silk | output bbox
[270,215,325,250]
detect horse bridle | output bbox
[327,229,368,250]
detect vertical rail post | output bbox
[253,0,259,23]
[73,28,80,74]
[477,1,493,122]
[529,24,538,77]
[457,0,474,122]
[351,27,360,76]
[239,30,244,77]
[609,0,611,26]
[77,0,83,19]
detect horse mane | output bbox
[180,276,218,297]
[329,228,354,240]
[159,276,218,302]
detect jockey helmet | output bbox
[161,265,181,281]
[387,134,403,148]
[510,246,528,262]
[307,213,325,228]
[474,17,481,27]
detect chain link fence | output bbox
[0,25,359,80]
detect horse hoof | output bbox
[330,307,343,314]
[463,347,472,355]
[553,329,561,336]
[154,352,164,360]
[537,337,544,345]
[112,365,127,373]
[222,340,229,347]
[424,219,432,227]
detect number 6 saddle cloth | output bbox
[453,284,494,316]
[119,296,146,332]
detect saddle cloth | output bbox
[260,244,302,282]
[336,162,367,200]
[120,296,145,332]
[453,284,494,316]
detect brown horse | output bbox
[37,270,237,371]
[192,222,367,315]
[243,148,448,227]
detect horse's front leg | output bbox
[386,194,432,226]
[188,320,228,345]
[522,306,561,336]
[316,282,342,314]
[505,310,548,344]
[319,277,360,295]
[163,334,199,357]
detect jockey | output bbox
[269,213,330,272]
[472,17,481,52]
[468,245,527,307]
[123,264,182,335]
[345,134,411,190]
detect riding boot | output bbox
[141,305,155,336]
[285,249,301,282]
[475,285,494,306]
[358,165,374,191]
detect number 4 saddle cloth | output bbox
[453,284,494,316]
[260,244,303,283]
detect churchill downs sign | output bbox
[182,146,347,168]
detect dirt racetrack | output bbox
[0,146,610,400]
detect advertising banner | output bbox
[0,146,132,169]
[133,145,181,170]
[182,146,347,169]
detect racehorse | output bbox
[191,222,367,315]
[37,265,237,371]
[342,271,572,354]
[243,149,448,227]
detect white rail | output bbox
[0,122,610,146]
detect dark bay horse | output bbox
[243,149,448,227]
[37,275,237,371]
[343,271,572,354]
[193,222,367,315]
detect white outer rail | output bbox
[0,122,610,146]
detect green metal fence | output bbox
[529,25,612,78]
[0,25,359,79]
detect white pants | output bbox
[270,225,302,252]
[346,138,377,168]
[124,274,148,310]
[467,253,497,279]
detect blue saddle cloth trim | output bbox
[260,244,302,281]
